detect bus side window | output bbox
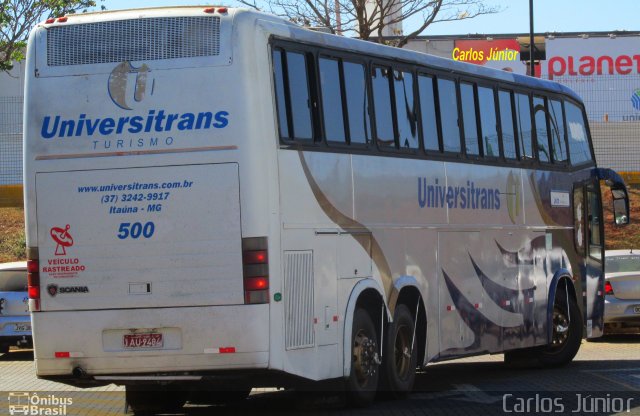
[372,66,395,148]
[460,82,480,156]
[393,70,419,149]
[343,62,371,145]
[549,99,568,162]
[437,78,461,153]
[285,51,313,140]
[565,101,593,165]
[417,74,439,152]
[477,86,499,158]
[272,49,290,138]
[515,93,533,159]
[534,96,551,163]
[319,57,346,144]
[499,90,518,159]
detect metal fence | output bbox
[0,96,23,185]
[546,75,640,173]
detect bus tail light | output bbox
[242,237,269,304]
[604,281,614,296]
[27,257,41,311]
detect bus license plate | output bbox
[634,306,640,314]
[123,333,163,349]
[14,324,31,332]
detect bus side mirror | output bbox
[611,188,629,226]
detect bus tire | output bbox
[347,308,379,407]
[380,304,417,398]
[125,385,187,414]
[536,289,583,367]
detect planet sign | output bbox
[50,225,74,256]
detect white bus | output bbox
[24,6,630,411]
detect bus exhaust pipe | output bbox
[72,367,87,378]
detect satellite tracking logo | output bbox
[50,225,73,256]
[108,61,151,110]
[632,89,640,111]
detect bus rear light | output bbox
[242,237,269,304]
[28,286,40,299]
[54,351,83,358]
[45,18,55,24]
[56,17,68,23]
[245,290,269,304]
[604,281,614,295]
[244,277,269,291]
[243,250,268,264]
[217,7,228,13]
[203,7,215,13]
[27,259,41,311]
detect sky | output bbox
[90,0,640,36]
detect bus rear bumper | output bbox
[32,304,270,381]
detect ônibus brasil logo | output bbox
[632,89,640,111]
[39,61,230,140]
[50,225,73,256]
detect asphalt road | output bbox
[0,334,638,415]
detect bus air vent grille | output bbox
[46,16,220,66]
[283,251,314,350]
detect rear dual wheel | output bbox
[380,304,417,398]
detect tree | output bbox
[0,0,99,71]
[234,0,499,47]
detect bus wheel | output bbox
[536,289,582,367]
[380,304,417,398]
[347,308,379,407]
[125,385,187,414]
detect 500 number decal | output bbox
[117,222,155,240]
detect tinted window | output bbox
[499,90,517,159]
[534,96,550,162]
[418,75,439,151]
[394,70,418,149]
[286,51,312,139]
[319,58,346,143]
[478,86,499,157]
[344,62,370,145]
[565,101,592,164]
[372,67,395,147]
[460,83,479,156]
[549,99,567,162]
[272,49,289,138]
[515,93,533,159]
[437,78,460,153]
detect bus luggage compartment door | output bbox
[35,163,243,311]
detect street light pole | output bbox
[529,0,534,76]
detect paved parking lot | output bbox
[0,334,638,415]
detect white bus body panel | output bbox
[36,164,243,310]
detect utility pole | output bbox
[529,0,535,76]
